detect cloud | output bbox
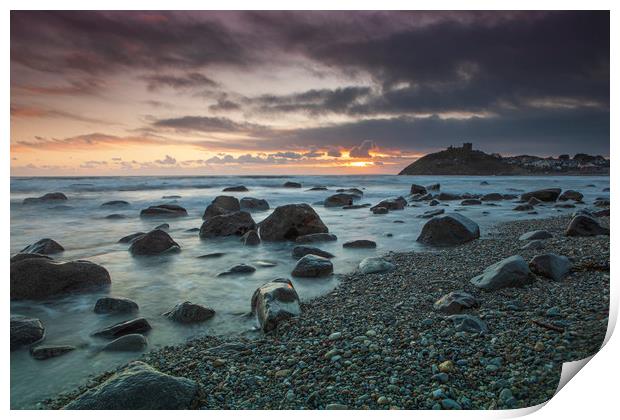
[140,72,218,91]
[349,140,377,158]
[155,155,177,165]
[11,104,117,125]
[14,78,105,96]
[80,160,108,168]
[151,116,267,134]
[327,147,342,157]
[11,132,171,151]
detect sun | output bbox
[348,161,372,167]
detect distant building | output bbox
[462,142,473,152]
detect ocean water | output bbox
[10,174,610,408]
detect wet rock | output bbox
[371,197,407,211]
[529,253,572,281]
[129,229,180,256]
[200,211,256,238]
[434,291,479,314]
[437,192,461,201]
[154,223,169,231]
[461,199,481,206]
[203,196,240,219]
[554,203,575,209]
[292,255,333,277]
[240,197,269,211]
[162,195,181,199]
[30,345,75,360]
[63,361,199,409]
[185,227,200,233]
[594,208,610,217]
[324,193,358,207]
[308,186,328,191]
[410,184,427,195]
[94,297,139,314]
[565,215,609,236]
[92,318,151,338]
[448,314,488,333]
[101,200,129,207]
[163,301,215,323]
[418,209,445,218]
[519,230,552,241]
[10,253,52,263]
[594,199,610,207]
[527,197,542,206]
[470,255,534,291]
[358,257,395,274]
[520,188,561,202]
[513,204,534,211]
[417,213,480,246]
[11,315,44,350]
[603,187,610,192]
[140,204,187,218]
[372,206,389,214]
[295,233,338,243]
[343,203,371,210]
[20,238,64,255]
[102,334,148,352]
[11,259,111,300]
[118,232,145,243]
[292,246,334,259]
[429,199,440,206]
[559,190,584,201]
[481,193,503,201]
[241,230,261,246]
[23,192,67,204]
[283,181,302,188]
[337,188,363,196]
[427,183,440,191]
[343,239,377,248]
[217,263,256,276]
[251,278,301,332]
[258,204,328,241]
[197,252,226,259]
[222,185,248,192]
[105,214,126,220]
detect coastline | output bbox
[43,214,610,410]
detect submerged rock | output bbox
[513,204,534,211]
[343,239,377,248]
[217,263,256,276]
[559,190,584,201]
[92,318,151,338]
[31,345,75,360]
[417,213,480,246]
[11,259,111,300]
[200,211,256,238]
[101,200,129,207]
[140,204,187,218]
[222,185,248,192]
[529,253,572,281]
[251,278,300,332]
[129,230,180,256]
[437,192,461,201]
[372,207,389,214]
[520,188,561,202]
[418,209,445,218]
[63,361,199,409]
[11,315,45,350]
[10,253,52,263]
[470,255,534,291]
[292,245,334,259]
[434,291,479,315]
[203,196,240,219]
[283,181,302,188]
[102,334,148,352]
[566,215,610,236]
[258,204,328,241]
[20,238,64,255]
[481,193,503,201]
[163,301,215,323]
[358,257,395,274]
[324,193,358,207]
[460,199,482,206]
[291,254,333,277]
[94,297,139,314]
[295,233,338,243]
[370,196,407,211]
[23,192,67,204]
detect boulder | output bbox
[202,195,240,219]
[358,257,395,274]
[105,214,126,220]
[222,185,248,192]
[163,301,215,323]
[23,192,67,204]
[291,255,333,277]
[418,209,445,218]
[429,199,440,206]
[251,279,301,332]
[372,207,388,214]
[11,259,111,300]
[92,318,151,338]
[559,190,584,201]
[283,181,302,188]
[519,230,552,241]
[20,238,64,255]
[295,233,338,243]
[410,184,427,195]
[200,211,256,238]
[434,291,479,315]
[448,314,488,334]
[481,193,503,201]
[63,361,199,409]
[594,199,610,207]
[240,197,269,211]
[426,183,440,191]
[102,334,148,352]
[370,196,407,211]
[308,186,328,191]
[417,213,480,246]
[520,188,561,202]
[437,192,460,201]
[470,255,534,291]
[324,193,358,207]
[10,253,52,263]
[343,203,371,210]
[30,345,75,360]
[118,232,145,244]
[101,200,129,207]
[140,204,187,218]
[529,253,572,281]
[217,263,256,276]
[343,239,377,248]
[11,315,44,350]
[154,223,169,230]
[258,204,328,241]
[162,195,181,199]
[521,240,545,250]
[461,199,482,206]
[565,215,609,236]
[241,230,261,246]
[129,229,180,256]
[513,204,534,211]
[594,208,610,217]
[94,297,139,314]
[527,197,542,206]
[292,246,334,259]
[554,203,575,209]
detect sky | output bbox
[10,11,610,176]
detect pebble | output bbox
[328,332,342,341]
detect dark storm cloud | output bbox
[152,115,267,133]
[252,86,372,115]
[141,73,218,91]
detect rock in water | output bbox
[222,185,248,192]
[20,238,64,255]
[102,334,148,352]
[258,204,328,241]
[199,211,256,238]
[513,204,534,211]
[101,200,130,207]
[129,229,180,256]
[481,193,503,201]
[217,263,256,276]
[410,184,427,195]
[163,301,215,323]
[11,259,111,300]
[418,209,445,218]
[343,239,377,248]
[251,279,301,332]
[292,255,333,277]
[470,255,534,291]
[240,197,269,211]
[358,257,395,274]
[324,193,358,207]
[437,192,461,201]
[292,246,334,259]
[519,230,553,241]
[283,181,302,188]
[241,230,261,246]
[460,199,482,206]
[23,192,67,204]
[520,188,561,202]
[417,213,480,246]
[92,318,151,338]
[94,297,139,314]
[372,207,388,214]
[118,232,145,243]
[565,215,610,236]
[434,291,479,314]
[529,253,572,281]
[30,345,75,360]
[203,195,240,219]
[559,190,584,201]
[11,315,45,350]
[370,197,407,211]
[140,204,188,217]
[10,253,52,263]
[295,233,337,243]
[63,361,199,409]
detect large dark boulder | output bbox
[258,204,328,241]
[370,196,407,211]
[251,279,300,332]
[410,184,427,195]
[20,238,64,255]
[140,204,188,218]
[129,230,180,256]
[23,192,67,204]
[283,181,302,188]
[529,253,572,281]
[222,185,248,192]
[240,197,269,211]
[295,233,338,243]
[470,255,534,291]
[291,255,333,277]
[199,211,256,238]
[94,297,139,314]
[11,259,111,300]
[163,301,215,323]
[92,318,151,338]
[202,196,240,219]
[565,215,609,237]
[559,190,584,201]
[11,315,45,350]
[417,213,480,246]
[63,361,199,409]
[324,193,358,207]
[520,188,561,202]
[10,253,52,263]
[102,334,147,352]
[292,245,334,259]
[118,232,146,244]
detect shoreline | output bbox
[43,214,610,410]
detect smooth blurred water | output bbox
[10,174,609,408]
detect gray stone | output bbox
[324,193,358,207]
[10,253,52,263]
[20,238,64,255]
[292,246,334,259]
[418,209,445,218]
[283,181,302,188]
[163,301,215,323]
[343,239,377,248]
[203,195,240,219]
[410,184,427,195]
[31,345,75,359]
[102,334,148,352]
[101,200,129,207]
[437,192,461,201]
[513,204,534,211]
[460,199,482,206]
[372,206,388,214]
[434,291,479,314]
[222,185,248,192]
[521,188,561,202]
[200,211,256,238]
[129,229,180,255]
[11,315,45,350]
[521,240,545,250]
[218,263,256,276]
[94,297,139,314]
[470,255,534,291]
[140,204,187,217]
[118,232,145,243]
[370,196,407,211]
[358,257,395,274]
[417,213,480,246]
[448,314,488,333]
[529,253,572,281]
[291,254,333,277]
[566,215,609,236]
[295,233,337,243]
[258,204,328,241]
[239,197,269,211]
[23,192,67,204]
[519,230,552,241]
[241,230,261,246]
[481,193,503,201]
[92,318,151,338]
[251,278,300,332]
[559,190,584,201]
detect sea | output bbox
[9,174,610,408]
